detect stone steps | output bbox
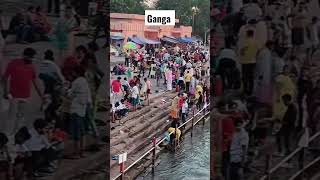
[110,91,177,178]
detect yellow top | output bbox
[184,73,192,82]
[168,127,181,140]
[239,38,258,64]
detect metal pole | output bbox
[152,137,156,174]
[213,113,223,179]
[265,154,271,180]
[300,148,305,178]
[174,123,177,151]
[203,100,206,126]
[191,109,195,137]
[205,30,207,46]
[192,12,195,36]
[120,162,125,180]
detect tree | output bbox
[110,0,147,14]
[155,0,210,39]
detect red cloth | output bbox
[130,52,135,58]
[4,59,36,98]
[214,78,223,96]
[222,116,235,152]
[111,80,121,93]
[178,97,184,109]
[51,129,67,142]
[129,79,136,87]
[61,56,79,79]
[194,53,200,62]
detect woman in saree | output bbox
[189,75,196,97]
[165,68,173,91]
[170,94,180,120]
[52,6,79,60]
[254,41,273,105]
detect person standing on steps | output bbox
[143,78,152,106]
[2,48,43,136]
[229,119,249,180]
[276,94,297,157]
[239,30,258,96]
[131,82,139,112]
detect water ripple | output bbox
[139,122,210,180]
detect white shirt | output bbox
[182,59,187,66]
[69,77,90,117]
[186,62,192,68]
[182,102,188,113]
[230,128,249,163]
[115,102,125,111]
[39,59,65,82]
[131,86,139,98]
[24,128,50,151]
[218,48,237,61]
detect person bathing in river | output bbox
[167,120,182,147]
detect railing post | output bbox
[120,162,125,180]
[299,148,305,178]
[174,123,177,152]
[191,109,195,137]
[265,154,271,180]
[152,137,156,174]
[203,105,206,126]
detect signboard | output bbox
[118,152,127,164]
[145,10,175,26]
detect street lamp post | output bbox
[191,6,199,36]
[204,28,210,46]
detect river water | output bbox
[137,120,210,180]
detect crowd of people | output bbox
[0,41,104,179]
[0,0,108,57]
[111,43,210,124]
[211,0,320,179]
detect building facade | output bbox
[110,13,192,41]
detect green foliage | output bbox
[155,0,210,39]
[110,0,147,14]
[110,0,210,39]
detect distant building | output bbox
[110,13,192,42]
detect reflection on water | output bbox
[138,120,210,180]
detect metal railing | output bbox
[111,103,210,180]
[260,130,320,180]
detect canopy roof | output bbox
[161,36,179,44]
[128,36,160,45]
[178,37,194,43]
[110,32,125,40]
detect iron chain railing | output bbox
[260,131,320,180]
[111,103,210,180]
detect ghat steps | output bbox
[110,91,177,178]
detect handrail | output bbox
[260,130,320,180]
[288,156,320,180]
[111,104,210,180]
